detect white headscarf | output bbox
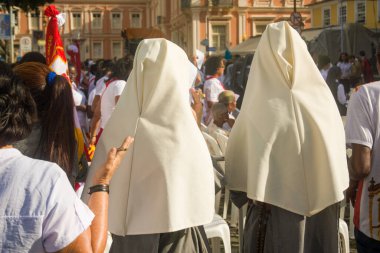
[82,39,215,235]
[225,22,348,217]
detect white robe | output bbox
[225,21,348,217]
[82,39,215,235]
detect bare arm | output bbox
[115,95,120,104]
[56,137,134,253]
[190,88,203,127]
[91,95,100,112]
[350,143,372,181]
[89,102,101,145]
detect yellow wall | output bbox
[310,0,380,29]
[330,3,337,25]
[346,0,355,24]
[365,0,380,29]
[312,7,322,27]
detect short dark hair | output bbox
[19,52,46,65]
[110,58,133,81]
[0,61,12,76]
[0,75,36,146]
[204,56,224,76]
[359,50,366,57]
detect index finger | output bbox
[114,136,134,165]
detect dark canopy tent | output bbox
[308,23,379,63]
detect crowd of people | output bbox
[318,50,376,116]
[1,20,380,253]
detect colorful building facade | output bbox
[4,0,151,60]
[308,0,380,30]
[169,0,312,56]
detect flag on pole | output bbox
[44,5,86,167]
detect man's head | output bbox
[68,64,77,84]
[317,55,331,70]
[212,102,229,127]
[218,90,236,112]
[204,56,225,76]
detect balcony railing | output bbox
[209,0,233,7]
[181,0,233,8]
[181,0,191,8]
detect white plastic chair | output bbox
[202,132,225,213]
[215,133,239,226]
[104,232,113,253]
[339,218,350,253]
[216,133,228,154]
[204,214,232,253]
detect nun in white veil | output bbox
[82,39,215,252]
[225,22,349,253]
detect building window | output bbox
[255,24,267,35]
[356,0,366,24]
[130,13,141,28]
[12,10,19,27]
[338,3,346,25]
[323,8,330,27]
[30,12,39,30]
[211,25,227,51]
[111,13,122,29]
[112,41,122,59]
[91,13,102,29]
[72,13,82,30]
[92,42,103,59]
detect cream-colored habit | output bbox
[225,22,348,217]
[82,39,215,235]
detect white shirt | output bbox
[95,76,107,96]
[207,121,229,140]
[320,65,331,81]
[337,83,347,105]
[0,148,94,252]
[203,77,225,124]
[72,83,88,131]
[337,62,352,79]
[345,82,380,240]
[88,74,96,94]
[100,79,126,129]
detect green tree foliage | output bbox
[1,0,54,12]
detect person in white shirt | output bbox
[345,54,380,250]
[218,90,239,131]
[326,66,347,116]
[0,73,134,253]
[203,56,225,125]
[337,52,352,93]
[318,55,331,81]
[69,65,88,132]
[206,102,229,140]
[90,58,133,145]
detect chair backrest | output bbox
[200,123,208,132]
[202,131,225,175]
[216,133,228,154]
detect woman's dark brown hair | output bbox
[0,75,36,147]
[13,62,76,176]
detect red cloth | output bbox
[68,41,82,84]
[362,59,374,83]
[45,5,69,80]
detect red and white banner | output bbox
[44,5,86,165]
[45,5,69,79]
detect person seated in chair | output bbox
[207,102,229,140]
